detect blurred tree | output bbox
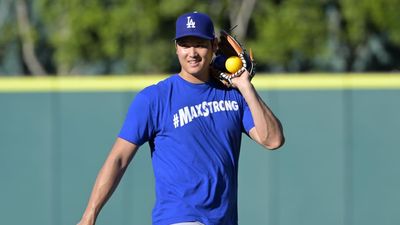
[342,0,400,44]
[315,0,350,72]
[1,0,400,75]
[341,0,400,71]
[225,0,257,41]
[250,0,327,71]
[16,0,47,75]
[35,0,230,75]
[0,0,21,75]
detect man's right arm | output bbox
[77,138,139,225]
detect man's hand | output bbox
[230,70,253,91]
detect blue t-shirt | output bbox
[119,74,255,225]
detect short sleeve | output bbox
[118,92,154,146]
[242,100,255,134]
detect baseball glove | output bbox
[211,30,255,86]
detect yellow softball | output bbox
[225,56,243,73]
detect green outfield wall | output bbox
[1,74,400,225]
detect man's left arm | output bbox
[232,71,285,150]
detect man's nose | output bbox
[187,47,198,57]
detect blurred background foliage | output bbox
[0,0,399,76]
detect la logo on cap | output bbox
[175,12,214,40]
[186,16,196,28]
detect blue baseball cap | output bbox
[175,12,215,40]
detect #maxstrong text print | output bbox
[173,100,239,128]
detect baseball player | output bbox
[77,11,284,225]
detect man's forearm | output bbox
[79,154,128,224]
[78,139,138,225]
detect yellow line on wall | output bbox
[0,75,166,92]
[0,74,399,92]
[253,73,400,89]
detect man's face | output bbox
[176,36,216,79]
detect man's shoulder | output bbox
[138,74,178,98]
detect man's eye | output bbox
[196,44,207,48]
[178,43,189,48]
[178,42,207,48]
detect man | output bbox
[77,12,284,225]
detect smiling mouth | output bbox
[188,60,200,66]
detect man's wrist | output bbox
[236,80,254,94]
[81,208,97,224]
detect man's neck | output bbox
[178,71,209,84]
